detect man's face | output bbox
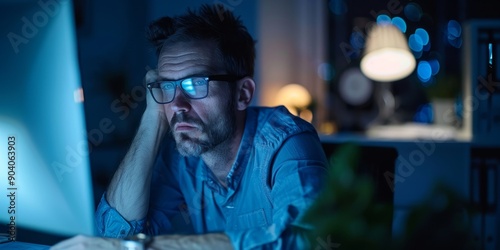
[157,42,236,157]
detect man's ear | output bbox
[236,77,255,111]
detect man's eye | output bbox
[192,79,206,86]
[161,82,175,90]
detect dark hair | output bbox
[146,4,256,77]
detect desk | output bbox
[0,241,49,250]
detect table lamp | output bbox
[275,83,313,122]
[360,23,416,124]
[360,23,416,82]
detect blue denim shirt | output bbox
[95,106,328,249]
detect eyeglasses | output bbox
[146,75,244,104]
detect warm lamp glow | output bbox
[275,84,312,114]
[360,24,416,82]
[275,84,313,122]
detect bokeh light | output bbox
[447,20,463,48]
[415,28,429,45]
[391,17,407,33]
[318,63,334,81]
[409,34,424,52]
[417,60,432,83]
[376,14,391,25]
[448,36,463,48]
[413,103,433,124]
[428,59,440,76]
[404,2,423,22]
[447,20,462,38]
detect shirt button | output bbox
[119,229,126,235]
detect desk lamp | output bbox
[275,83,313,122]
[360,24,416,124]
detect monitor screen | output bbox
[0,0,95,245]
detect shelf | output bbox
[320,123,471,147]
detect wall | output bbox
[258,0,328,125]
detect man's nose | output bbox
[169,86,191,113]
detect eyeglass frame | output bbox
[146,75,245,104]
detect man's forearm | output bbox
[148,233,233,250]
[106,111,168,221]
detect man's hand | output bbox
[104,69,170,221]
[144,69,168,125]
[149,233,234,250]
[50,233,233,250]
[50,235,120,250]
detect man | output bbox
[52,4,327,249]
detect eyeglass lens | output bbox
[150,77,208,103]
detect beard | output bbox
[170,98,236,157]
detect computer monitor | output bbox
[0,0,95,246]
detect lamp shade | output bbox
[275,83,312,115]
[360,24,416,82]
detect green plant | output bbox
[302,143,478,250]
[424,74,462,100]
[302,143,393,249]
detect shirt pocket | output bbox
[231,208,268,231]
